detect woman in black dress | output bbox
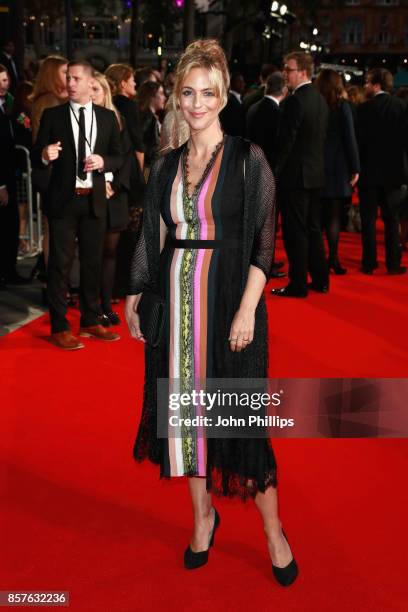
[105,64,145,174]
[91,72,131,326]
[315,69,360,274]
[125,40,298,586]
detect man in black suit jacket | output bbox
[242,63,277,112]
[272,52,329,297]
[0,41,20,94]
[246,72,286,279]
[246,72,286,169]
[357,68,408,275]
[219,72,246,137]
[33,60,123,349]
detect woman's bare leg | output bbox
[187,477,215,552]
[254,486,293,568]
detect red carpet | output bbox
[1,229,408,611]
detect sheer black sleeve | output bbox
[127,155,165,295]
[248,143,277,280]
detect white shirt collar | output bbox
[230,90,242,103]
[70,99,93,113]
[265,95,280,106]
[375,90,389,96]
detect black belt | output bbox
[74,187,93,197]
[169,238,240,249]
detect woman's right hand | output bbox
[125,295,145,342]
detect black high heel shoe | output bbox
[184,507,220,570]
[272,529,299,587]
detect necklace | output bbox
[183,135,225,200]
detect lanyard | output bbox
[69,103,95,154]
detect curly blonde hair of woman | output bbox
[162,39,229,151]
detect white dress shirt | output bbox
[69,100,97,188]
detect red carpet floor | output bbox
[1,229,408,611]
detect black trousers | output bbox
[0,185,19,280]
[47,195,106,333]
[359,186,402,271]
[280,188,328,292]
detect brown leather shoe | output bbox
[79,324,120,341]
[51,331,85,350]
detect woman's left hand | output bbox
[229,308,255,352]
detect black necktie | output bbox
[77,106,86,180]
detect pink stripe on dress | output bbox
[193,167,217,476]
[197,172,212,239]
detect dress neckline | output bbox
[181,135,226,201]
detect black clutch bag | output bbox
[137,291,166,347]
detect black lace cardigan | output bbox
[128,137,276,296]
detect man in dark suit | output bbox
[33,60,123,349]
[0,66,19,289]
[219,72,246,137]
[357,68,407,275]
[246,72,286,169]
[246,72,287,279]
[0,41,20,94]
[272,52,329,297]
[242,63,277,113]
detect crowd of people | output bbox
[222,58,408,294]
[0,37,407,347]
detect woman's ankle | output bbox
[264,520,283,540]
[193,504,213,525]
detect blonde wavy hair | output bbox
[93,71,122,129]
[164,39,229,150]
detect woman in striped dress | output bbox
[125,39,298,586]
